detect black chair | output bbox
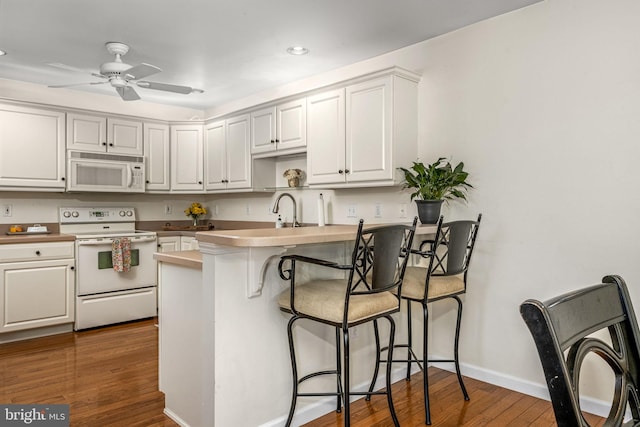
[368,213,482,424]
[520,275,640,426]
[277,218,418,427]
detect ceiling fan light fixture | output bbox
[287,46,309,56]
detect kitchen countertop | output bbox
[154,250,202,269]
[0,233,75,245]
[196,223,438,248]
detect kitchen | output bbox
[1,0,639,425]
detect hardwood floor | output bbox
[0,319,177,427]
[0,319,604,426]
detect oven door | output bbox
[76,235,157,296]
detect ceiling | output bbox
[0,0,541,111]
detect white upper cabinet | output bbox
[67,113,143,155]
[170,124,203,192]
[307,70,418,187]
[251,98,306,157]
[306,88,346,185]
[204,120,227,191]
[226,114,251,189]
[0,103,66,190]
[206,114,251,191]
[143,122,170,191]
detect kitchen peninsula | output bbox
[156,223,435,427]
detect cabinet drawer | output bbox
[0,242,74,262]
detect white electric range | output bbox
[59,207,157,330]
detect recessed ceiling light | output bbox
[0,50,6,56]
[287,46,309,56]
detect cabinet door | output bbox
[180,236,200,251]
[225,114,251,189]
[0,259,74,333]
[157,237,180,253]
[306,88,346,185]
[250,107,276,154]
[170,124,203,191]
[0,104,66,189]
[107,117,143,155]
[204,120,227,191]
[144,122,170,191]
[277,98,306,152]
[345,76,393,183]
[66,113,107,152]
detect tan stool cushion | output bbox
[278,279,400,324]
[401,267,465,301]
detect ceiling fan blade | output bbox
[136,80,195,94]
[48,81,108,88]
[116,86,141,101]
[124,63,161,80]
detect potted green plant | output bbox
[399,157,473,224]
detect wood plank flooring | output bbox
[0,319,605,426]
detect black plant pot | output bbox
[415,199,443,224]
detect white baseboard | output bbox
[430,356,612,419]
[260,358,613,427]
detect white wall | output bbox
[1,0,636,412]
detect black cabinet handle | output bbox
[61,177,65,181]
[198,181,203,184]
[338,169,344,174]
[35,250,41,256]
[270,140,275,144]
[345,169,350,174]
[102,142,107,146]
[70,266,75,270]
[109,143,114,147]
[275,139,279,143]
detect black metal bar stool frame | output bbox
[367,214,482,424]
[278,218,417,427]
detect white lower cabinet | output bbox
[157,236,199,252]
[0,242,75,333]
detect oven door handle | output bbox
[76,236,157,246]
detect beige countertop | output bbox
[154,250,203,269]
[195,223,438,248]
[0,233,76,245]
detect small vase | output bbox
[192,216,199,227]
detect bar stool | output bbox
[277,218,417,427]
[368,214,482,424]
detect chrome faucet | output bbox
[272,193,300,227]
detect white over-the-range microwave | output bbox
[67,150,146,193]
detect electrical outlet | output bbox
[347,205,357,218]
[3,204,12,217]
[164,205,172,215]
[399,204,407,218]
[374,203,382,218]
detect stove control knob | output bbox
[126,210,133,217]
[119,210,126,217]
[63,211,71,218]
[71,211,79,218]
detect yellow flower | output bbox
[185,202,207,217]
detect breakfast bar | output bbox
[156,223,435,427]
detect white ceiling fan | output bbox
[49,42,203,101]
